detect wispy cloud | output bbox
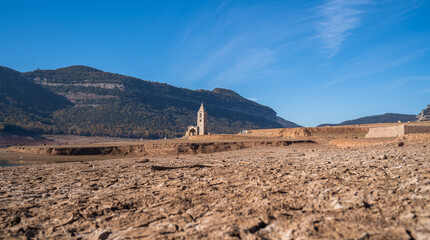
[391,75,430,90]
[173,2,288,88]
[368,0,425,30]
[316,0,369,58]
[186,36,244,83]
[320,47,428,88]
[208,48,276,86]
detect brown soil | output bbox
[7,140,314,157]
[1,139,429,239]
[329,138,397,148]
[402,133,430,142]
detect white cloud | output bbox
[316,0,369,58]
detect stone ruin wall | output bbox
[247,126,369,138]
[365,125,405,138]
[366,124,430,138]
[404,125,430,134]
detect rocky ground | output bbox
[0,142,429,239]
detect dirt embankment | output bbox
[188,134,269,141]
[247,126,369,138]
[329,138,396,148]
[8,140,315,156]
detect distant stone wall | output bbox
[248,126,368,138]
[365,125,430,138]
[404,125,430,134]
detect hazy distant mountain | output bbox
[0,65,300,138]
[317,113,416,127]
[276,116,301,128]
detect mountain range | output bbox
[317,113,417,127]
[0,65,300,138]
[1,65,426,138]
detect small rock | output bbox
[357,232,370,240]
[46,226,54,235]
[98,231,111,240]
[400,213,416,220]
[379,155,388,160]
[153,223,178,234]
[91,229,111,240]
[397,142,404,147]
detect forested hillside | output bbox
[1,66,300,138]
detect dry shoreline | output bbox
[2,138,316,167]
[0,148,123,166]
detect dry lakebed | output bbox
[0,137,429,239]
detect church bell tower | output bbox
[197,103,207,135]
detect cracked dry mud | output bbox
[1,143,429,239]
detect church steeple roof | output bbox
[198,103,205,112]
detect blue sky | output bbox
[1,0,429,126]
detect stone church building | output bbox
[185,103,208,136]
